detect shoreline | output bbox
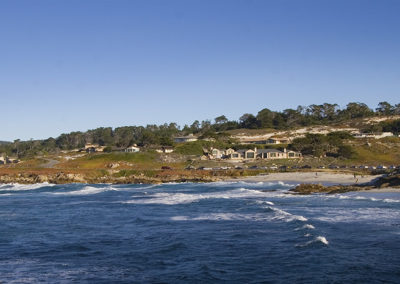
[228,172,379,185]
[1,171,399,193]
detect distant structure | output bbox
[84,143,105,153]
[353,132,393,139]
[174,134,198,143]
[125,145,140,153]
[206,147,301,160]
[238,136,290,145]
[0,156,19,164]
[155,146,174,154]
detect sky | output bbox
[1,0,399,141]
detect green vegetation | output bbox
[1,101,399,159]
[291,132,356,158]
[174,140,231,155]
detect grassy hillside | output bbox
[347,138,400,165]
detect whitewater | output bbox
[0,181,399,283]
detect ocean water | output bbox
[0,181,399,283]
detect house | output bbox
[238,137,269,144]
[84,143,105,153]
[227,151,241,160]
[8,157,19,163]
[237,149,257,159]
[225,148,301,160]
[210,148,224,159]
[257,149,286,159]
[224,148,242,160]
[155,146,174,154]
[125,145,140,153]
[267,137,290,144]
[0,156,19,164]
[287,150,302,158]
[174,134,198,143]
[86,147,96,153]
[225,148,236,156]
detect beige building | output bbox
[227,148,301,160]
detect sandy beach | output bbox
[231,172,379,185]
[230,172,400,193]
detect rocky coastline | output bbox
[0,172,223,185]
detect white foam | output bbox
[270,207,308,222]
[256,200,275,206]
[316,236,329,245]
[123,188,272,205]
[296,236,329,247]
[335,194,400,204]
[295,224,315,230]
[171,213,272,221]
[210,180,294,189]
[383,198,400,203]
[0,183,55,191]
[51,186,116,196]
[313,207,400,223]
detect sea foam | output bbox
[123,188,272,205]
[270,207,308,222]
[296,236,329,247]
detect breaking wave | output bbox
[170,213,271,221]
[270,207,308,222]
[296,236,329,247]
[295,224,315,230]
[122,188,272,205]
[51,185,117,196]
[0,183,55,191]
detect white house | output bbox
[125,146,140,153]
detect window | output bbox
[270,153,276,157]
[247,152,255,158]
[289,152,295,157]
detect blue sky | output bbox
[1,0,399,141]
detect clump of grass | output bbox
[113,169,140,177]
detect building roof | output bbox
[257,149,283,154]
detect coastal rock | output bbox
[290,183,328,194]
[107,163,120,169]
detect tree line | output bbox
[1,101,399,158]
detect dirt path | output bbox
[40,158,60,168]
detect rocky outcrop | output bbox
[290,183,370,194]
[291,170,400,194]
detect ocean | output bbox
[0,181,399,283]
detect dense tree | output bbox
[239,113,259,129]
[376,101,394,116]
[291,133,353,158]
[282,108,303,128]
[215,115,228,124]
[256,108,275,128]
[339,102,374,119]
